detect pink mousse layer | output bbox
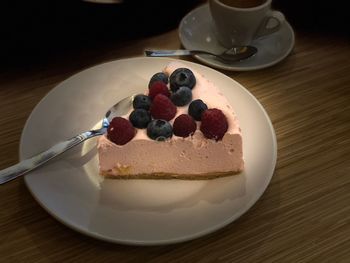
[97,62,244,176]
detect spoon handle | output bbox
[144,49,193,57]
[0,129,104,185]
[145,49,221,59]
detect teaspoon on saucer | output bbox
[145,46,257,62]
[0,95,135,184]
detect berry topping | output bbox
[107,117,135,145]
[150,94,177,121]
[188,99,208,121]
[169,68,196,92]
[200,108,228,141]
[129,109,151,129]
[148,72,169,88]
[170,86,192,106]
[148,81,171,100]
[147,119,173,141]
[133,94,151,110]
[173,114,197,138]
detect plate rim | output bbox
[178,3,295,71]
[20,57,277,245]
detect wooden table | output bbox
[1,7,349,262]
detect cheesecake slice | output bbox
[97,62,244,179]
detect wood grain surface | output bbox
[1,6,350,262]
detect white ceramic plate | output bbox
[179,4,295,71]
[21,57,277,245]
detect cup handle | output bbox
[255,10,285,38]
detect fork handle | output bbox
[0,129,104,185]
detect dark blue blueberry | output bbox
[188,99,208,121]
[133,94,151,110]
[147,119,173,141]
[129,109,151,129]
[170,86,192,106]
[169,68,196,92]
[148,72,169,88]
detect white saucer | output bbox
[179,4,295,71]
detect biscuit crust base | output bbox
[100,170,242,180]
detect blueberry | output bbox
[148,72,169,88]
[147,119,173,141]
[188,99,208,121]
[133,94,151,110]
[171,86,192,106]
[129,109,151,128]
[169,68,196,92]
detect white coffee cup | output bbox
[209,0,285,47]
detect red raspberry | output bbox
[150,94,177,121]
[107,117,135,145]
[200,108,228,141]
[173,114,197,138]
[148,81,170,100]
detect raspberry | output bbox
[148,81,170,100]
[150,94,177,121]
[200,109,228,141]
[107,117,135,145]
[173,114,197,138]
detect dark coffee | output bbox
[219,0,267,8]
